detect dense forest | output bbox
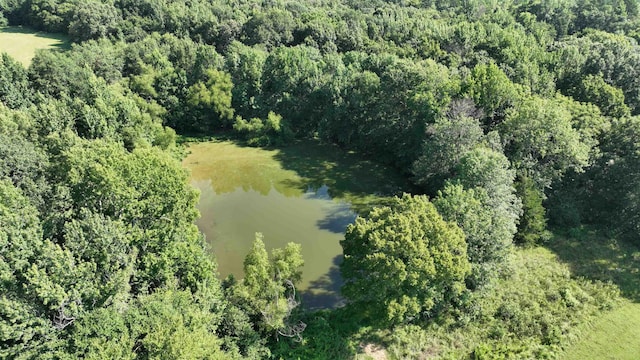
[1,0,639,358]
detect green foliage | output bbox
[186,68,235,132]
[434,182,513,288]
[26,0,75,33]
[385,247,621,359]
[341,194,470,326]
[228,233,304,338]
[584,117,640,240]
[259,45,327,136]
[515,174,550,247]
[500,95,591,188]
[0,180,50,357]
[454,147,522,235]
[464,62,519,128]
[242,8,297,49]
[569,74,631,118]
[68,1,122,42]
[225,42,267,120]
[56,139,212,292]
[412,112,484,192]
[270,308,362,360]
[0,179,98,358]
[555,31,640,115]
[0,52,30,108]
[68,286,238,359]
[233,111,293,147]
[3,0,639,357]
[387,324,436,360]
[0,131,49,210]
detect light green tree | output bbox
[412,114,484,192]
[500,96,591,188]
[230,234,305,339]
[340,194,470,325]
[186,68,235,131]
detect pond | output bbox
[183,140,410,309]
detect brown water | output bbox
[183,140,408,308]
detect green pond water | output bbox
[183,140,408,308]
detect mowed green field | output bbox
[0,26,69,66]
[550,229,640,359]
[562,301,640,359]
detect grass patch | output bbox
[547,227,640,359]
[561,301,640,360]
[0,26,69,66]
[547,226,640,301]
[414,247,620,359]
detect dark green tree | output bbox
[242,8,297,49]
[514,174,549,247]
[0,53,31,108]
[68,1,122,42]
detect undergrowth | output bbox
[272,240,623,360]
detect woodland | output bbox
[0,0,639,358]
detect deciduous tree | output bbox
[341,194,470,325]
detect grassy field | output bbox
[0,26,69,66]
[562,301,640,360]
[549,227,640,359]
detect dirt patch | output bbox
[362,343,387,360]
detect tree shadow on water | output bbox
[547,226,640,302]
[301,255,345,310]
[316,205,357,234]
[273,140,414,214]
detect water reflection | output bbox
[183,141,407,309]
[301,255,345,310]
[192,177,353,308]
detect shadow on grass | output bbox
[1,26,70,49]
[547,226,640,302]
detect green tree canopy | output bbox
[340,194,470,326]
[500,95,591,188]
[228,233,304,339]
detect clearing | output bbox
[550,228,640,359]
[562,301,640,359]
[0,26,69,66]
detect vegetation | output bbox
[0,0,639,358]
[341,194,470,326]
[561,302,640,360]
[0,26,68,66]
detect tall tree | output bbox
[228,234,305,339]
[514,174,549,247]
[500,96,591,189]
[186,68,235,132]
[341,194,470,326]
[412,113,484,193]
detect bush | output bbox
[233,111,293,147]
[387,325,440,360]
